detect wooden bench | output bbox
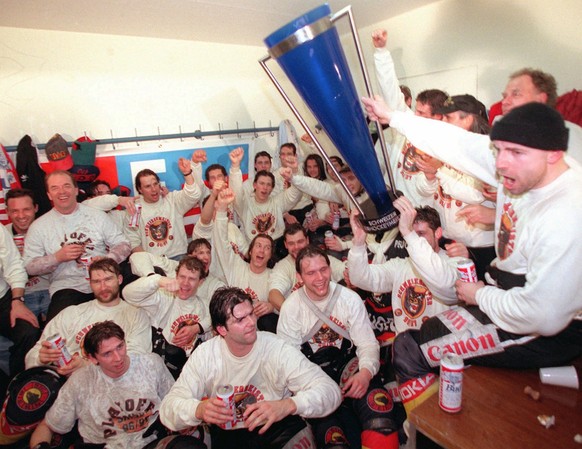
[408,358,582,449]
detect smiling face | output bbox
[6,195,37,235]
[137,174,161,203]
[89,337,130,379]
[298,254,331,302]
[189,245,212,273]
[175,266,202,300]
[339,171,362,196]
[305,159,320,179]
[285,230,309,260]
[501,74,548,115]
[90,269,122,306]
[46,172,79,214]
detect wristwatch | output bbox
[11,296,25,303]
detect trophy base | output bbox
[358,195,400,233]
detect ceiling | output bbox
[0,0,439,46]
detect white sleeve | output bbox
[436,166,486,204]
[373,48,410,113]
[403,232,459,305]
[347,244,396,293]
[159,357,207,429]
[275,342,342,418]
[291,175,342,203]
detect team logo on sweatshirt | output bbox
[252,213,275,235]
[399,142,421,179]
[497,202,517,260]
[395,279,433,329]
[145,217,173,247]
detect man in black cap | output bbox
[361,98,582,415]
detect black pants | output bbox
[393,305,582,384]
[209,414,307,449]
[46,289,94,323]
[0,290,41,376]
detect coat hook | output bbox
[236,121,241,139]
[179,125,184,142]
[134,128,140,146]
[194,124,204,140]
[110,129,116,150]
[253,121,259,138]
[84,131,88,139]
[158,126,162,148]
[269,120,274,137]
[218,123,223,139]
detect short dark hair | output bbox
[45,170,78,190]
[509,68,558,108]
[187,238,211,255]
[295,245,330,274]
[400,85,412,103]
[5,188,36,206]
[135,169,160,194]
[89,258,121,278]
[176,256,208,280]
[280,143,297,155]
[83,321,125,357]
[87,180,111,198]
[416,89,449,115]
[414,206,441,231]
[209,287,253,331]
[254,151,272,164]
[284,223,308,241]
[205,164,227,182]
[253,170,275,188]
[304,154,327,181]
[329,155,344,167]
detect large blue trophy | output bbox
[260,3,399,232]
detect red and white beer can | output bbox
[439,352,464,413]
[128,203,142,228]
[456,258,478,282]
[47,333,73,368]
[13,235,25,256]
[216,384,236,429]
[80,255,92,280]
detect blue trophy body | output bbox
[264,4,398,231]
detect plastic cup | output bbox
[539,365,579,389]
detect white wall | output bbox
[356,0,582,108]
[0,27,288,154]
[1,0,581,152]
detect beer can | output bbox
[216,384,235,429]
[332,211,340,230]
[456,258,478,282]
[439,352,463,413]
[128,203,142,228]
[47,333,73,368]
[13,235,25,256]
[80,255,92,280]
[324,230,334,239]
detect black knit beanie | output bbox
[490,102,569,151]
